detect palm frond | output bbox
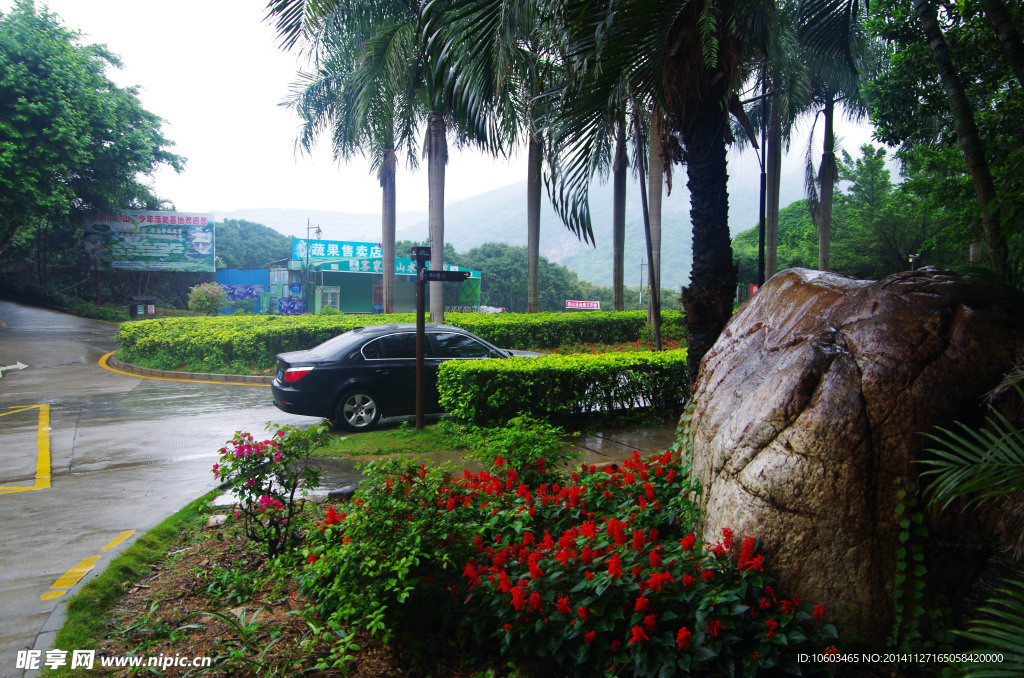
[920,410,1024,513]
[956,572,1024,678]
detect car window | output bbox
[383,332,435,359]
[312,331,368,360]
[433,332,493,359]
[361,337,385,360]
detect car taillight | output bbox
[283,366,314,382]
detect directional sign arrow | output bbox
[0,361,29,378]
[421,270,471,282]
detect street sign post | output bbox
[411,248,471,429]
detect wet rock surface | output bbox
[688,267,1024,645]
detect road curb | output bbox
[102,354,274,385]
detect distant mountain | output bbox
[219,161,806,289]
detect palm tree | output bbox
[798,0,871,272]
[285,44,419,314]
[268,0,493,322]
[548,0,769,381]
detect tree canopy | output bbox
[0,0,182,255]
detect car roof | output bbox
[350,323,469,335]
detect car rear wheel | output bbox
[334,390,381,431]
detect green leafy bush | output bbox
[438,349,689,427]
[301,450,839,676]
[465,414,580,485]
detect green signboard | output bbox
[84,210,215,272]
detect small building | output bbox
[215,237,481,315]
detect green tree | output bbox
[457,242,586,312]
[865,0,1023,275]
[214,220,290,270]
[0,0,181,255]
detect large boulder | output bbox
[688,267,1023,645]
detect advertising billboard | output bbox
[84,211,215,272]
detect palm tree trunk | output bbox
[913,0,1006,273]
[817,96,837,271]
[766,109,782,279]
[647,108,663,327]
[380,149,397,314]
[680,109,736,384]
[612,122,628,312]
[426,111,448,322]
[526,133,542,313]
[978,0,1024,88]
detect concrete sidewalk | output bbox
[573,424,679,467]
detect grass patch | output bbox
[44,490,220,676]
[312,419,471,457]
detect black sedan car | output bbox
[272,323,535,431]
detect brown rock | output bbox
[688,267,1023,646]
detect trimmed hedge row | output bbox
[437,349,689,427]
[115,311,682,371]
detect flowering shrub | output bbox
[213,423,330,558]
[187,282,229,316]
[301,450,839,675]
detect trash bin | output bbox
[128,295,157,320]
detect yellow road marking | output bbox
[0,404,51,495]
[101,530,135,551]
[41,531,136,600]
[98,351,270,387]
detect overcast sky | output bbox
[5,0,878,222]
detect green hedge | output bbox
[115,311,682,371]
[437,349,689,427]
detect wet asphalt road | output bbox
[0,301,354,677]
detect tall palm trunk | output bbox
[612,122,628,311]
[647,108,663,327]
[816,95,837,271]
[766,109,782,279]
[526,133,542,313]
[426,111,448,322]
[380,149,397,314]
[680,108,735,384]
[913,0,1006,273]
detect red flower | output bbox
[676,626,692,651]
[813,604,827,624]
[608,553,623,579]
[306,553,318,564]
[529,592,542,612]
[700,569,715,583]
[632,529,646,551]
[650,550,663,568]
[557,597,572,616]
[706,619,724,638]
[643,614,657,633]
[634,597,652,613]
[584,631,597,644]
[578,607,591,621]
[765,618,779,638]
[824,646,840,656]
[680,533,696,551]
[629,625,649,645]
[510,586,527,611]
[682,574,696,587]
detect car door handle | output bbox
[375,369,390,375]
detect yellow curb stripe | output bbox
[98,351,270,387]
[101,530,135,551]
[49,554,100,591]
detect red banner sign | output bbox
[565,300,601,310]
